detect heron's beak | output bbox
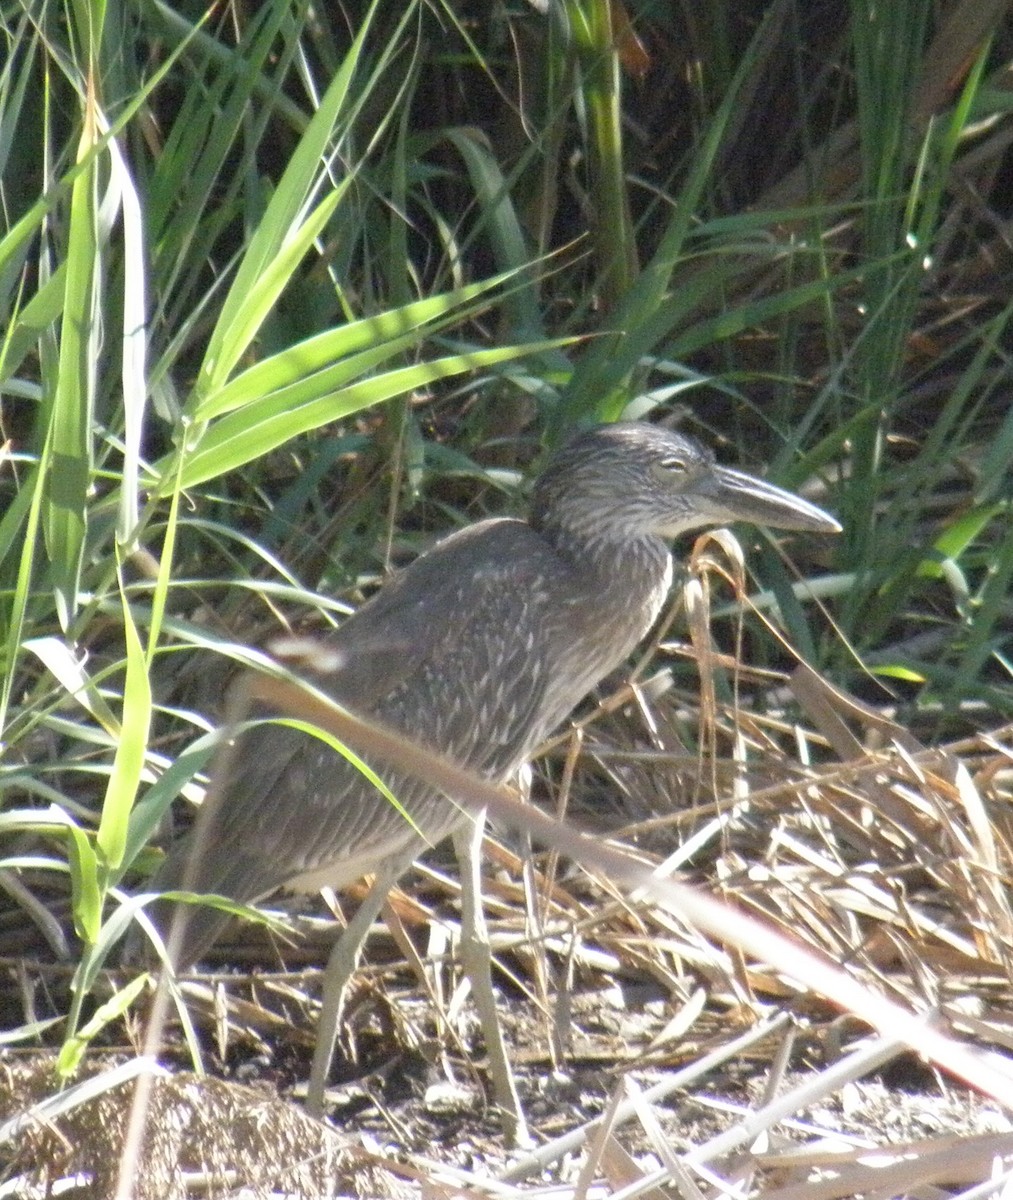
[703,465,842,534]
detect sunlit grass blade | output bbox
[95,558,152,874]
[44,106,99,630]
[194,2,382,398]
[0,461,46,738]
[23,635,120,733]
[193,185,347,411]
[57,974,148,1077]
[66,820,100,946]
[190,271,529,423]
[111,132,149,550]
[169,339,568,491]
[118,734,220,888]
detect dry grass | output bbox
[0,1057,412,1198]
[2,563,1012,1197]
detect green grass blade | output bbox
[44,123,99,629]
[194,3,381,397]
[95,558,152,874]
[66,821,101,945]
[442,128,548,340]
[555,5,780,428]
[119,734,219,887]
[170,340,566,491]
[57,974,148,1077]
[191,272,523,423]
[0,460,46,738]
[111,133,149,550]
[193,185,347,409]
[23,635,120,734]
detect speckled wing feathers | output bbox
[150,518,574,966]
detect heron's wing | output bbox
[147,518,569,967]
[318,517,551,715]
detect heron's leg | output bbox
[452,809,531,1148]
[306,852,412,1118]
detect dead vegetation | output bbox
[3,577,1012,1197]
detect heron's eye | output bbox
[651,457,688,483]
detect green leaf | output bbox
[169,341,566,491]
[66,823,101,945]
[23,635,121,733]
[57,973,148,1077]
[43,127,98,629]
[192,185,346,404]
[871,664,927,683]
[191,273,517,423]
[117,734,219,887]
[194,3,380,398]
[96,558,153,873]
[917,503,1005,579]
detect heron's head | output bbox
[531,422,840,545]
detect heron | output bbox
[143,421,840,1144]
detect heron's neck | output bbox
[525,521,675,727]
[545,520,675,632]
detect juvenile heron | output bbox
[145,421,839,1142]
